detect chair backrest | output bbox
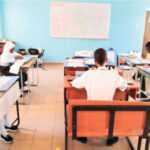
[68,100,150,139]
[65,68,86,76]
[66,88,126,101]
[28,48,39,55]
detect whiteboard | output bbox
[50,2,111,39]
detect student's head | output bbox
[3,41,15,54]
[145,42,150,53]
[9,48,14,53]
[94,48,107,67]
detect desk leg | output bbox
[11,100,20,127]
[26,67,31,104]
[135,67,138,81]
[31,64,34,85]
[64,88,67,125]
[36,58,39,85]
[31,62,39,86]
[64,88,68,150]
[126,94,129,101]
[139,74,144,100]
[20,69,24,100]
[27,68,30,96]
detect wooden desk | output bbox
[20,58,37,103]
[63,76,140,128]
[21,58,36,68]
[0,79,20,127]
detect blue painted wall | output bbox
[1,0,150,62]
[0,1,3,39]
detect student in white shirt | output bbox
[72,48,128,145]
[0,42,28,144]
[0,41,28,92]
[133,42,150,98]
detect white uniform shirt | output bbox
[71,67,128,100]
[1,52,21,66]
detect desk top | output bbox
[137,66,150,78]
[0,76,19,92]
[125,58,150,65]
[21,58,36,68]
[0,76,19,99]
[64,58,117,68]
[64,76,140,90]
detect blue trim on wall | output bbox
[1,0,150,62]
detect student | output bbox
[0,113,18,143]
[71,48,128,145]
[0,41,28,92]
[133,42,150,98]
[0,42,29,143]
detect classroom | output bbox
[1,0,150,150]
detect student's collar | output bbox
[98,66,108,70]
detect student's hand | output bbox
[15,55,23,60]
[0,72,4,76]
[125,86,130,92]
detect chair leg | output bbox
[64,89,67,125]
[11,100,20,127]
[145,137,150,150]
[126,137,135,150]
[137,137,142,150]
[65,126,68,150]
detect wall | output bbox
[2,0,150,62]
[0,0,3,39]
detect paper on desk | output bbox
[66,59,84,67]
[9,60,25,74]
[84,58,95,65]
[74,51,93,57]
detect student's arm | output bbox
[14,52,23,60]
[115,72,128,91]
[71,72,88,89]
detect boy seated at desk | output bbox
[132,41,150,98]
[0,41,29,92]
[71,48,128,145]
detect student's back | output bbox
[72,67,127,100]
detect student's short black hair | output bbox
[94,48,106,65]
[145,42,150,53]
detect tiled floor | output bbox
[0,64,149,150]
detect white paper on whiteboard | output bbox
[50,2,111,39]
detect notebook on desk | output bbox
[143,68,150,74]
[119,65,131,70]
[0,76,19,92]
[65,58,85,67]
[75,71,85,78]
[125,78,134,85]
[23,56,34,63]
[73,51,93,58]
[126,58,150,65]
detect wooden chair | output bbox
[64,68,87,76]
[65,100,150,150]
